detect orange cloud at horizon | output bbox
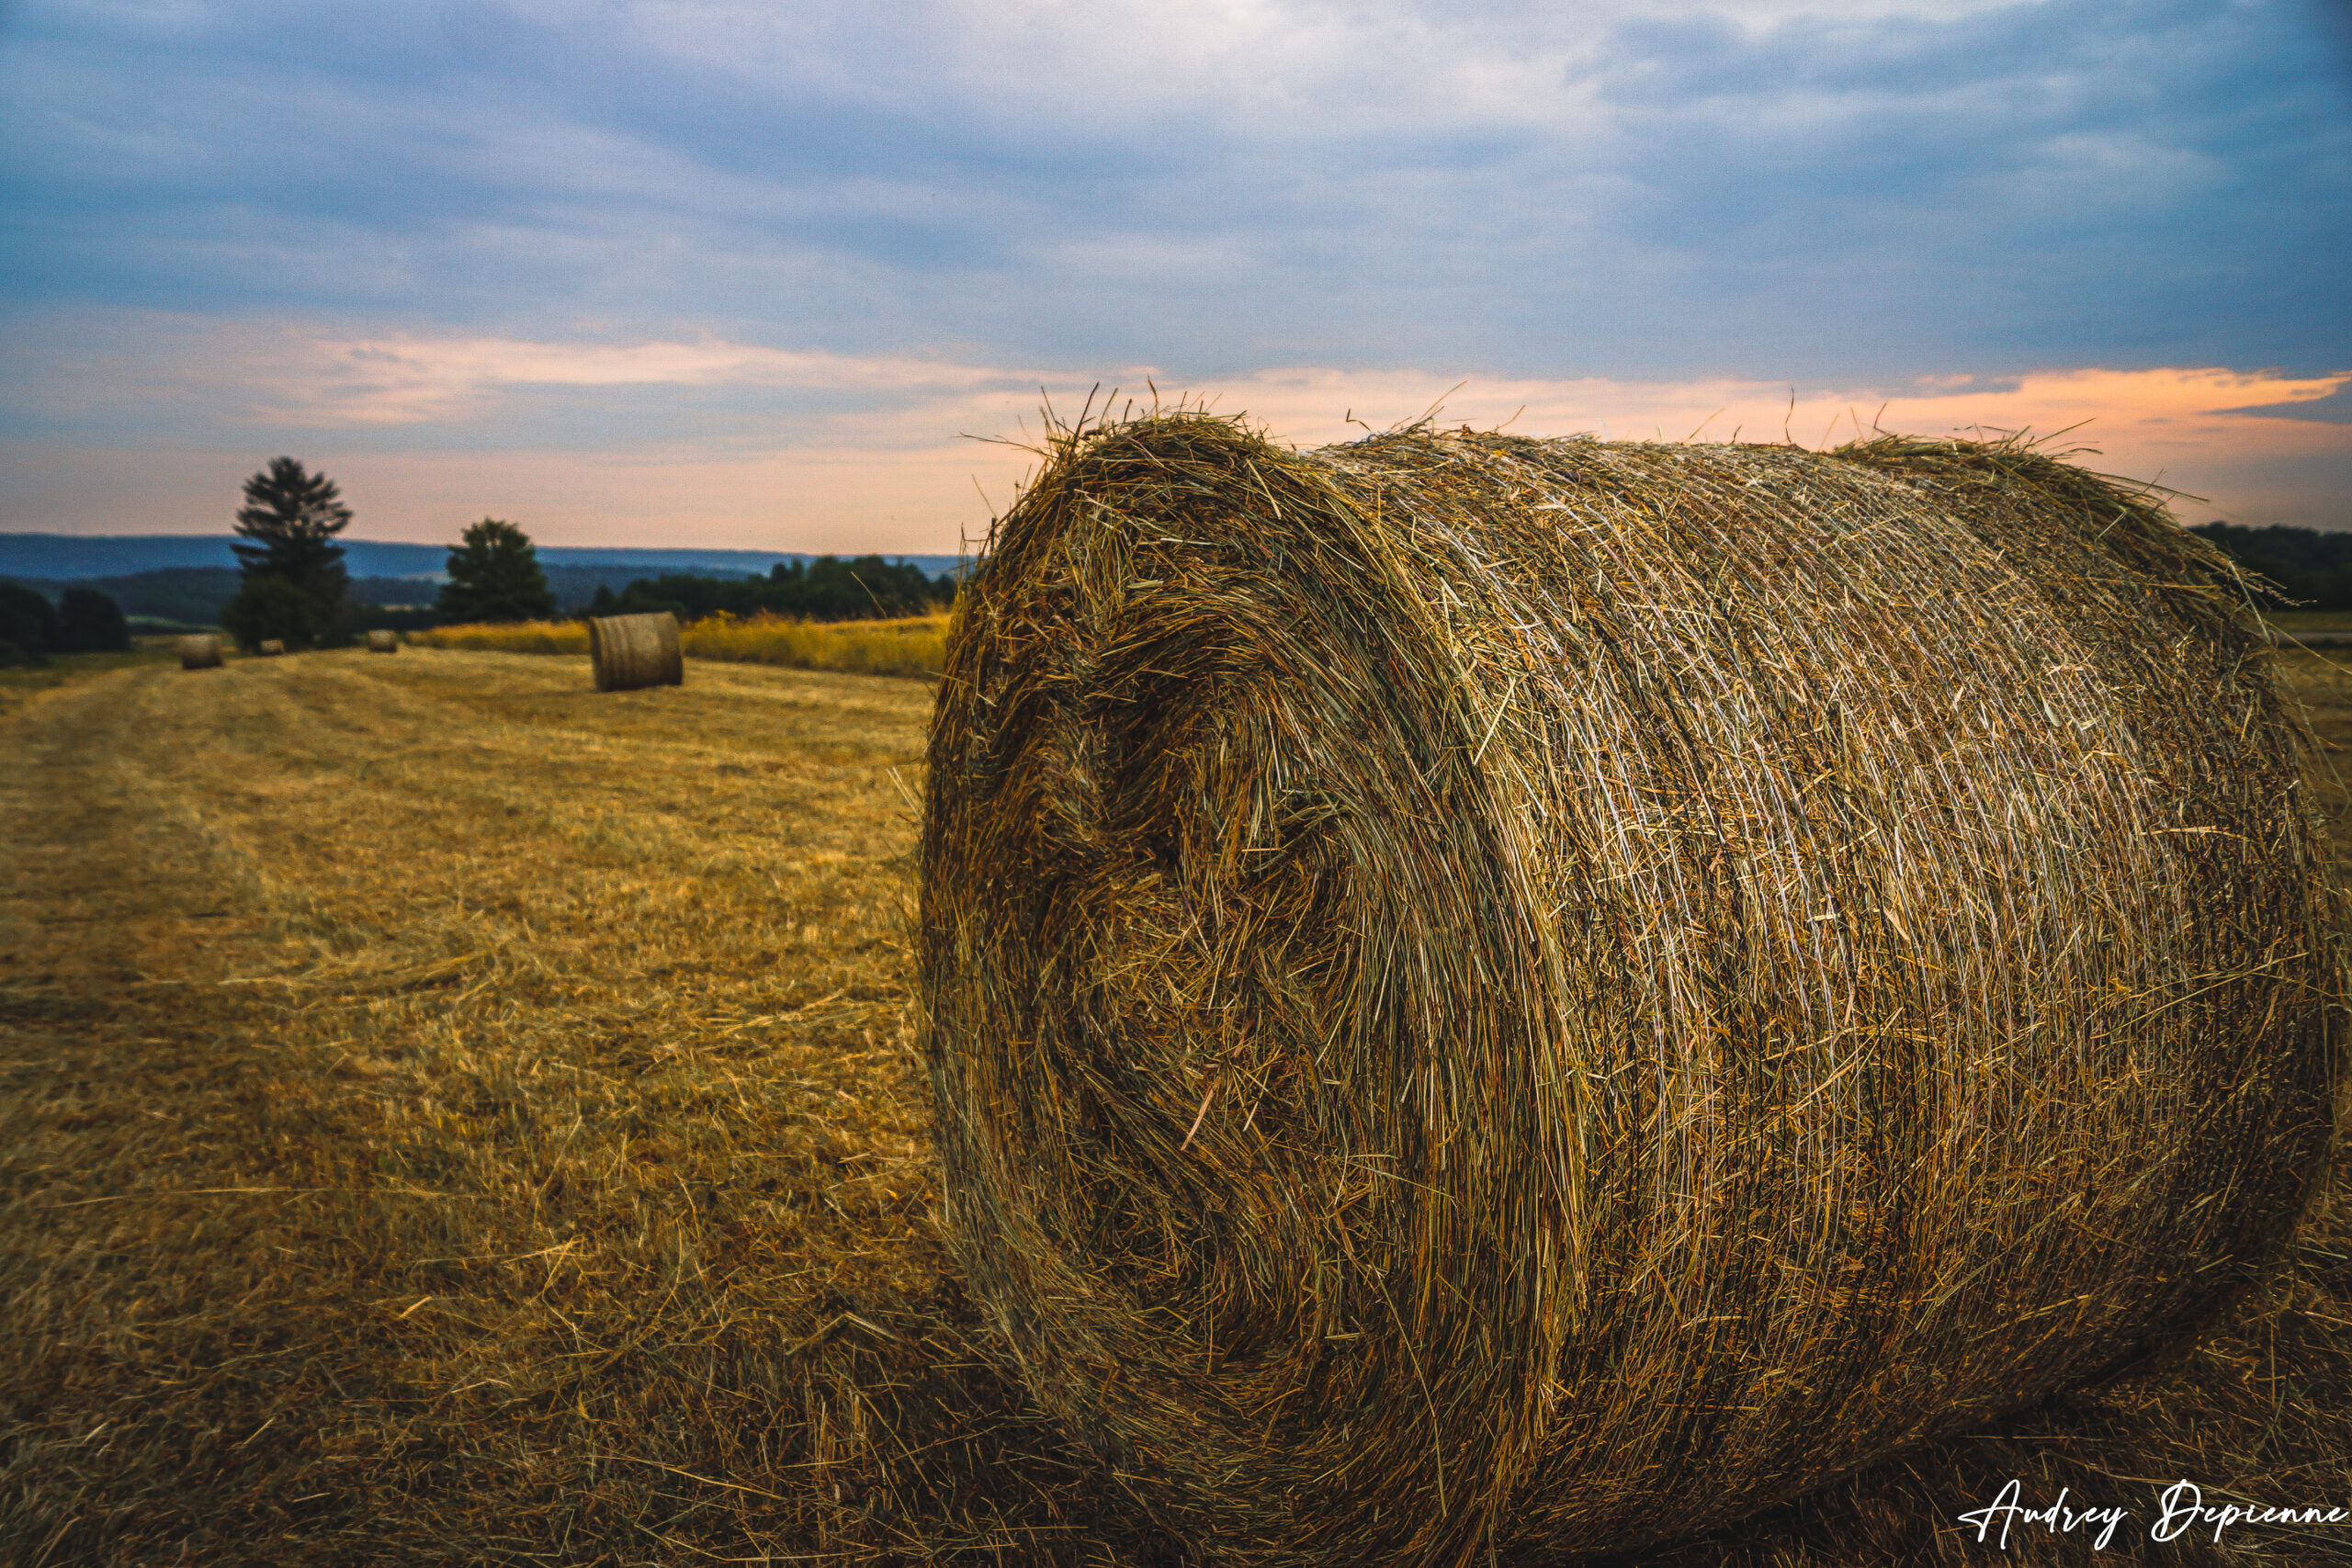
[324,362,2352,549]
[5,351,2343,553]
[1215,363,2352,510]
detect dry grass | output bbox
[407,615,949,679]
[405,621,591,656]
[921,415,2341,1564]
[2,642,2349,1565]
[0,648,175,724]
[0,648,1136,1566]
[684,613,948,680]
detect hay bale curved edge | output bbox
[588,611,684,692]
[917,413,2343,1565]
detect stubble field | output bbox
[5,645,2352,1566]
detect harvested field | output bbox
[686,612,949,680]
[409,613,950,679]
[408,620,591,657]
[4,643,2351,1565]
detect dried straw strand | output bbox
[919,413,2341,1565]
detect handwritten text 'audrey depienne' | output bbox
[1958,1478,2348,1551]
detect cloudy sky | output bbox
[3,0,2346,552]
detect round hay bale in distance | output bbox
[588,611,683,692]
[919,415,2342,1566]
[366,629,399,653]
[176,634,223,670]
[257,638,286,657]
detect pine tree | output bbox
[234,457,352,630]
[438,518,558,624]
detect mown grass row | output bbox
[0,649,1124,1565]
[408,611,951,678]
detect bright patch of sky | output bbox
[1,0,2346,547]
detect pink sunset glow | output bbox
[3,343,2341,553]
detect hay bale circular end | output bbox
[919,415,2341,1564]
[587,612,684,692]
[366,629,400,653]
[176,634,223,671]
[257,638,286,657]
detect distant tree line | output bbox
[2192,524,2352,610]
[22,458,957,650]
[430,525,958,627]
[0,568,437,631]
[5,542,960,649]
[0,581,130,665]
[218,457,449,648]
[588,556,956,623]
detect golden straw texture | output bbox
[918,413,2344,1566]
[366,629,400,653]
[684,610,950,678]
[406,619,591,655]
[588,611,684,692]
[176,634,222,671]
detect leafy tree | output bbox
[438,518,557,624]
[594,556,957,624]
[0,581,61,665]
[220,574,321,651]
[234,457,352,629]
[2192,522,2352,610]
[58,587,130,652]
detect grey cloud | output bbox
[2222,383,2352,422]
[0,0,2345,389]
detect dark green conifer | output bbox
[234,457,352,630]
[438,518,558,624]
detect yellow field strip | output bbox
[409,612,950,678]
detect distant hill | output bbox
[0,567,444,626]
[1,535,972,624]
[0,534,967,583]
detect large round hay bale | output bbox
[919,415,2341,1565]
[257,638,286,657]
[366,629,399,653]
[588,611,683,692]
[176,634,222,670]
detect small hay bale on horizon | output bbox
[919,412,2343,1566]
[366,629,399,653]
[257,638,286,657]
[589,611,684,692]
[176,634,222,671]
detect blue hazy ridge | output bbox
[0,534,968,581]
